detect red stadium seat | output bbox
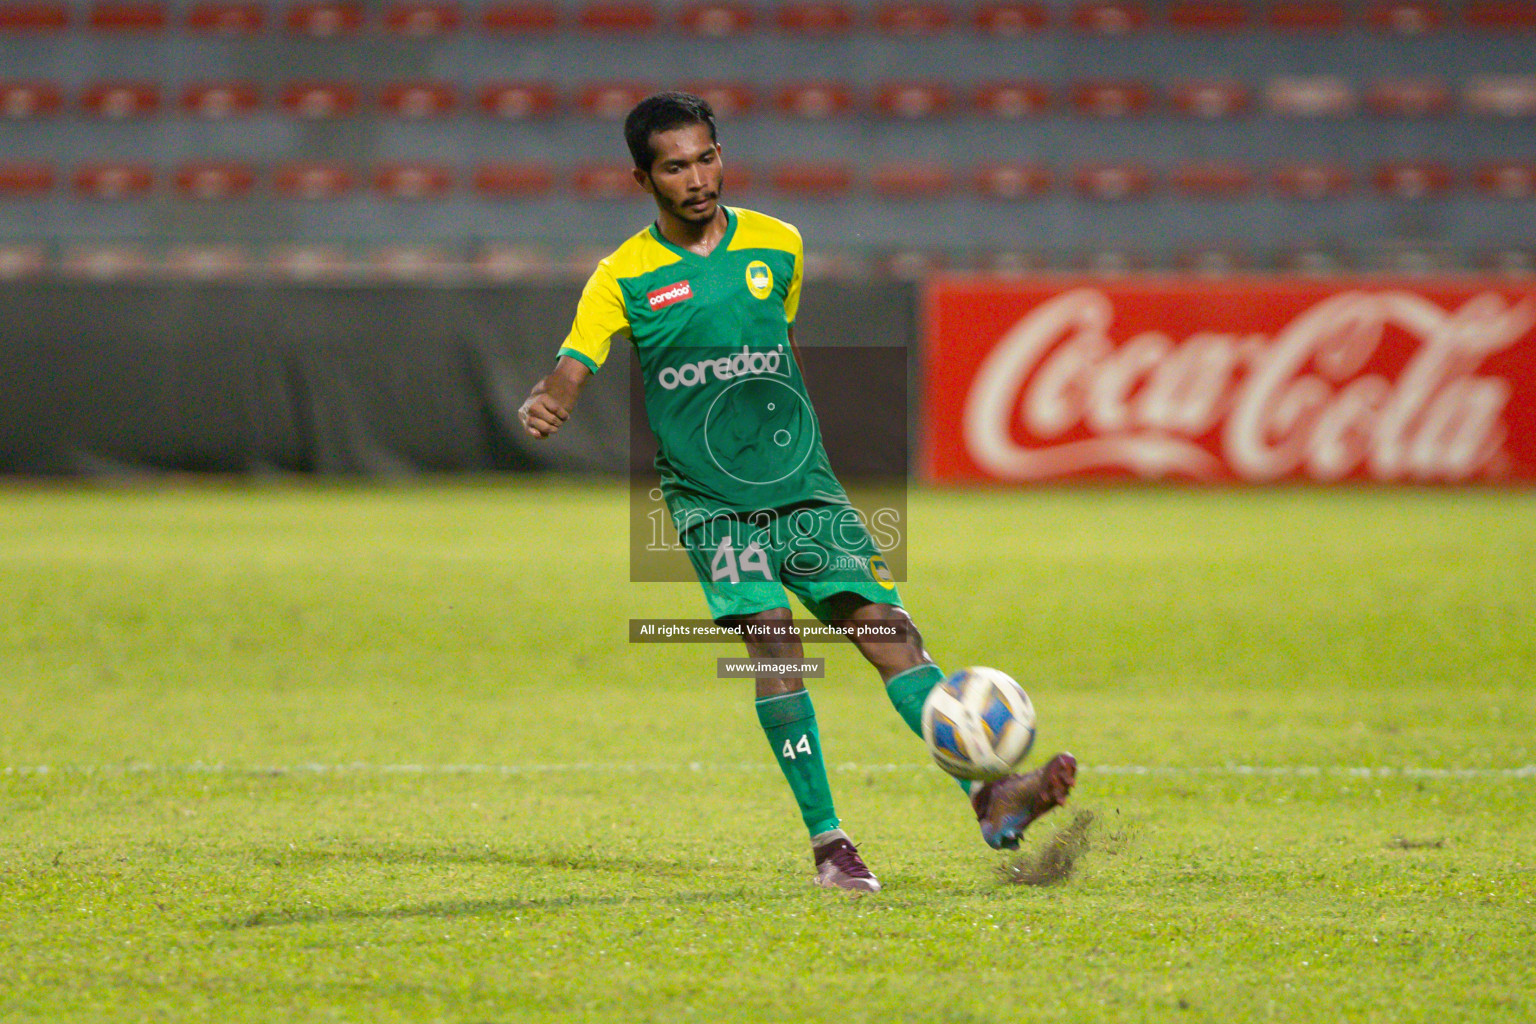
[73,163,156,199]
[0,162,54,196]
[1365,77,1450,116]
[79,82,161,118]
[279,82,360,118]
[472,162,557,197]
[1474,161,1536,198]
[1464,75,1536,116]
[181,82,260,117]
[384,1,460,34]
[88,1,166,31]
[164,244,251,279]
[0,243,47,279]
[578,82,652,119]
[874,1,952,33]
[680,81,756,117]
[677,2,754,35]
[1266,75,1355,116]
[476,82,559,118]
[379,81,458,118]
[1073,162,1154,199]
[1070,80,1154,117]
[1070,0,1150,33]
[185,1,263,33]
[770,163,853,197]
[973,81,1052,117]
[870,163,953,197]
[573,164,640,198]
[1267,0,1348,29]
[481,2,559,31]
[0,81,62,118]
[1166,0,1248,29]
[973,1,1049,34]
[974,163,1052,198]
[873,82,953,118]
[776,0,854,32]
[1170,161,1252,197]
[577,1,656,31]
[272,162,355,198]
[1463,1,1536,28]
[1364,0,1443,33]
[285,1,363,35]
[1373,161,1454,199]
[775,82,854,118]
[373,162,453,199]
[1271,163,1353,198]
[61,244,151,279]
[0,3,69,29]
[1167,78,1251,117]
[173,162,256,200]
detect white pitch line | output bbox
[3,762,1534,779]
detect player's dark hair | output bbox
[624,92,718,172]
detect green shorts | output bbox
[678,502,903,624]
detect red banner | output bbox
[923,277,1536,483]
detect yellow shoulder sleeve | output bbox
[558,261,628,373]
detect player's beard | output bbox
[670,179,724,225]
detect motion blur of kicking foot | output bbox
[971,752,1078,850]
[811,830,881,893]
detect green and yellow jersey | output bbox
[558,206,849,525]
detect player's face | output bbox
[637,124,724,226]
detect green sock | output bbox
[756,690,839,838]
[885,663,976,796]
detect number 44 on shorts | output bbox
[711,535,772,583]
[782,733,813,760]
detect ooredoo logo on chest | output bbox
[648,280,693,310]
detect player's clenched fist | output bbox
[519,393,569,439]
[519,355,591,440]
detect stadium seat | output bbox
[870,163,953,197]
[268,244,352,279]
[88,1,167,31]
[373,162,454,199]
[1165,0,1249,30]
[0,244,46,279]
[472,162,556,197]
[1365,77,1450,117]
[873,1,953,34]
[1462,1,1536,29]
[1281,246,1350,274]
[775,82,854,119]
[379,81,458,118]
[1069,0,1150,34]
[164,244,251,280]
[1266,0,1348,29]
[680,81,755,116]
[977,249,1049,274]
[475,243,555,280]
[1364,0,1443,33]
[0,162,54,196]
[383,0,460,34]
[181,82,261,117]
[1167,78,1251,117]
[769,163,853,197]
[480,2,559,31]
[573,164,640,198]
[576,1,656,31]
[73,163,156,199]
[973,81,1052,117]
[185,1,263,33]
[174,162,256,199]
[1483,247,1536,275]
[476,82,559,118]
[1080,248,1143,274]
[1271,163,1353,198]
[873,82,953,119]
[1373,161,1454,199]
[973,1,1049,34]
[1266,75,1355,116]
[973,162,1052,198]
[775,1,855,33]
[279,82,360,118]
[1175,246,1247,275]
[578,82,653,119]
[272,162,355,198]
[1072,163,1154,199]
[61,244,151,279]
[368,244,459,280]
[79,82,161,118]
[0,2,69,30]
[1171,161,1252,197]
[285,1,363,35]
[1463,74,1536,116]
[1070,80,1154,117]
[677,2,754,35]
[882,249,945,279]
[0,81,62,118]
[1474,160,1536,198]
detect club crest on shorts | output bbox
[648,280,693,310]
[745,261,773,300]
[869,555,896,589]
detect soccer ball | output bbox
[921,667,1037,781]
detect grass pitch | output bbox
[2,480,1533,1023]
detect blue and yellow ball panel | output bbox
[978,685,1016,746]
[929,711,969,762]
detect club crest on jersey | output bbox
[869,555,896,589]
[745,261,773,300]
[648,280,693,310]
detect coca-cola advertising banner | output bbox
[923,278,1536,483]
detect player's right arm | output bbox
[519,356,591,439]
[518,258,629,440]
